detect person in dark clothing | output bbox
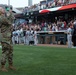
[72,23,76,46]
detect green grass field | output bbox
[0,45,76,75]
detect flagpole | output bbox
[8,0,10,6]
[8,0,10,10]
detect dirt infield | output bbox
[37,44,68,48]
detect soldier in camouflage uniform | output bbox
[0,7,16,72]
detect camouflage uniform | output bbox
[0,7,14,66]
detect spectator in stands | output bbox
[64,21,67,29]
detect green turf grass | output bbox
[0,45,76,75]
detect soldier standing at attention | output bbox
[0,7,16,72]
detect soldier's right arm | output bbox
[0,28,2,42]
[0,11,1,32]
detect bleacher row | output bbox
[23,0,76,12]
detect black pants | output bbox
[72,35,76,46]
[29,41,34,45]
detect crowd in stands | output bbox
[23,0,76,12]
[14,16,76,31]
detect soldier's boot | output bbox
[0,65,8,72]
[8,64,16,70]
